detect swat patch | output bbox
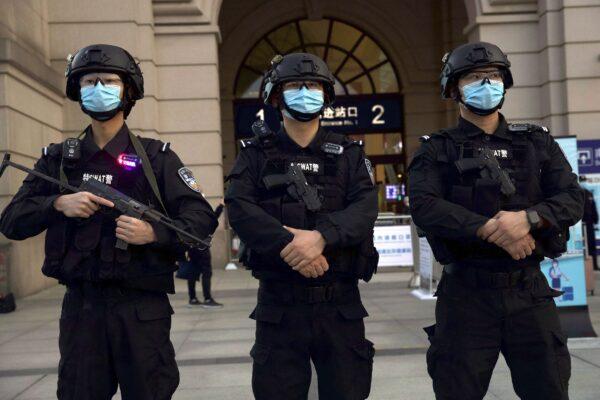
[82,172,114,186]
[477,147,512,160]
[289,161,322,174]
[178,167,201,193]
[364,158,375,186]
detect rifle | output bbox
[455,147,516,196]
[263,164,322,212]
[0,153,211,250]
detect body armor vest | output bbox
[243,131,362,279]
[41,138,176,285]
[426,124,558,263]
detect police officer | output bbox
[225,53,378,400]
[0,44,218,399]
[408,42,584,400]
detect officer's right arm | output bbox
[408,139,489,239]
[0,156,62,240]
[225,149,294,256]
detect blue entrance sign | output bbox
[233,94,403,139]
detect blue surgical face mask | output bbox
[80,82,122,113]
[461,79,504,113]
[283,87,324,118]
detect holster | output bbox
[354,231,379,282]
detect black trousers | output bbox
[57,283,179,400]
[250,280,375,400]
[187,268,212,300]
[425,267,571,400]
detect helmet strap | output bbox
[79,101,125,122]
[281,99,323,122]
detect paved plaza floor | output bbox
[1,268,600,399]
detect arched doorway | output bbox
[232,18,407,213]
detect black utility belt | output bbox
[444,261,540,289]
[259,280,359,304]
[66,281,152,298]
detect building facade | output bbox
[1,0,599,297]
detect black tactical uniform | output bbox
[409,42,584,400]
[226,53,378,400]
[0,45,217,400]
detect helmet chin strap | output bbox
[281,101,323,122]
[79,95,131,122]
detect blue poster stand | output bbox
[548,137,596,338]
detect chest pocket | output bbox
[447,146,502,217]
[314,155,347,212]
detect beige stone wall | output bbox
[0,0,63,297]
[466,0,600,139]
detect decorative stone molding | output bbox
[480,0,537,15]
[153,0,221,26]
[0,38,64,96]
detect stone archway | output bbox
[218,0,469,176]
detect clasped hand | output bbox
[280,226,328,278]
[477,210,535,260]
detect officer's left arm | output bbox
[315,146,378,247]
[530,135,585,231]
[150,150,218,249]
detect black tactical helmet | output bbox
[440,42,513,99]
[262,53,335,106]
[65,44,144,117]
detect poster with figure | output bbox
[540,255,587,306]
[540,137,587,308]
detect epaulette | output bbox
[344,139,364,148]
[239,138,257,149]
[508,123,549,134]
[420,129,451,143]
[41,143,61,158]
[138,138,172,160]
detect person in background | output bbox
[580,176,599,270]
[177,203,224,308]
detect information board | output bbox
[233,94,403,138]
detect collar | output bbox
[81,123,131,160]
[457,114,512,141]
[278,126,327,154]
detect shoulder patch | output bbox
[178,167,202,193]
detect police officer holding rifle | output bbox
[0,44,217,400]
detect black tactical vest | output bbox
[241,130,361,278]
[41,138,177,286]
[426,124,553,261]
